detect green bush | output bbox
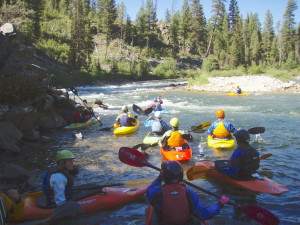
[202,58,219,72]
[153,58,178,78]
[282,52,298,71]
[247,65,265,74]
[187,72,209,85]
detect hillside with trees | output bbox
[0,0,299,86]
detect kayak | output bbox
[143,132,163,145]
[227,92,249,96]
[161,140,192,161]
[146,205,208,225]
[64,117,100,130]
[207,135,235,149]
[113,120,139,135]
[150,109,170,114]
[195,161,289,195]
[10,185,147,222]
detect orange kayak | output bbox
[146,205,208,225]
[160,140,192,161]
[195,161,288,195]
[10,186,147,222]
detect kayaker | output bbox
[115,105,137,127]
[207,110,236,139]
[235,85,242,94]
[73,104,92,123]
[0,189,24,224]
[146,161,229,224]
[43,150,78,206]
[144,111,171,135]
[146,97,163,111]
[159,117,193,149]
[215,129,260,180]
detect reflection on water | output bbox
[31,80,299,224]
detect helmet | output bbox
[237,85,240,88]
[75,104,81,109]
[216,110,225,118]
[235,129,250,143]
[55,150,75,162]
[161,161,183,184]
[170,117,179,127]
[154,111,161,118]
[121,105,128,111]
[152,97,158,102]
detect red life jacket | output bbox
[161,183,191,224]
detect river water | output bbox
[34,79,299,225]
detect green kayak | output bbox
[143,132,163,145]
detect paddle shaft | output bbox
[70,87,102,126]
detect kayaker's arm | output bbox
[50,173,68,206]
[186,187,224,220]
[224,121,237,135]
[146,177,163,209]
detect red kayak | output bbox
[160,140,192,161]
[195,161,288,195]
[146,205,208,225]
[10,186,147,222]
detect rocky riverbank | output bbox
[186,75,300,93]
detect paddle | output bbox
[248,127,265,134]
[118,147,279,225]
[132,104,153,116]
[132,142,158,151]
[186,153,273,180]
[98,126,114,131]
[70,87,102,126]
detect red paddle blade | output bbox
[119,147,148,167]
[238,205,279,225]
[248,127,265,134]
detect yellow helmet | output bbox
[170,117,180,127]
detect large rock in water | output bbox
[0,121,23,152]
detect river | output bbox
[32,79,299,225]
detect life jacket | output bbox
[212,120,231,138]
[42,169,74,205]
[119,113,131,126]
[238,146,260,176]
[0,194,8,225]
[152,120,163,133]
[155,104,162,111]
[160,184,191,224]
[167,131,186,147]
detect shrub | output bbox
[247,65,265,74]
[153,58,178,78]
[202,58,219,72]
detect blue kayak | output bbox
[150,109,170,114]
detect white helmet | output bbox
[154,111,161,118]
[121,105,128,111]
[75,104,81,108]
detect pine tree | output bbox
[189,0,207,55]
[169,11,180,55]
[228,0,239,31]
[262,10,275,65]
[25,0,44,39]
[165,8,171,23]
[179,0,191,54]
[280,0,298,63]
[98,0,117,58]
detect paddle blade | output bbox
[248,127,265,134]
[132,104,146,116]
[190,126,207,133]
[186,166,209,180]
[69,87,78,96]
[99,126,113,131]
[238,205,279,225]
[198,121,212,129]
[124,177,156,187]
[259,153,272,160]
[144,107,153,115]
[119,147,148,167]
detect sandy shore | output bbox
[186,75,300,93]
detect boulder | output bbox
[0,121,23,152]
[39,114,66,129]
[22,129,40,142]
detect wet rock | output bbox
[22,129,40,142]
[0,121,23,152]
[39,114,66,129]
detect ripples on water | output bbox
[33,79,299,224]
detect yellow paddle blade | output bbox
[124,177,155,187]
[186,166,209,181]
[198,121,211,129]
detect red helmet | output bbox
[216,110,225,118]
[161,161,183,184]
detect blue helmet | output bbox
[161,161,183,184]
[152,97,158,102]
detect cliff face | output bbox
[0,24,75,153]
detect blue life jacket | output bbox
[42,169,74,205]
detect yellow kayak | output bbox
[113,120,139,135]
[64,117,100,130]
[207,135,235,149]
[227,92,249,96]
